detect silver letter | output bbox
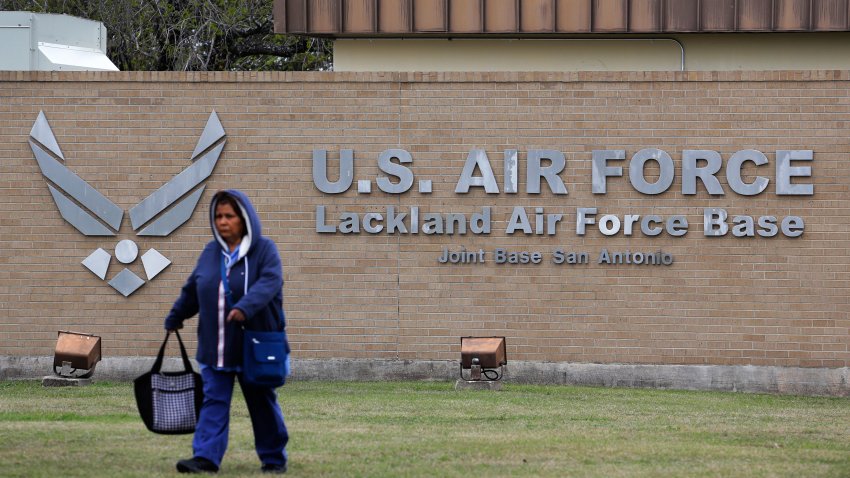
[666,216,688,237]
[504,150,518,194]
[623,215,640,235]
[640,215,662,236]
[527,150,567,195]
[781,216,805,237]
[599,215,620,236]
[727,149,768,196]
[363,213,383,233]
[592,150,625,194]
[576,208,596,235]
[757,216,778,237]
[316,206,336,233]
[682,150,724,195]
[456,149,499,193]
[377,149,414,194]
[471,207,491,234]
[704,208,728,236]
[629,148,674,195]
[776,150,813,196]
[506,207,531,234]
[313,149,353,194]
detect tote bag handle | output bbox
[151,330,194,374]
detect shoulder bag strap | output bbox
[221,252,282,333]
[221,254,251,333]
[220,253,234,310]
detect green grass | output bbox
[1,380,850,477]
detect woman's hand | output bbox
[226,308,246,323]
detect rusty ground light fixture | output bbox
[53,331,101,378]
[460,336,507,382]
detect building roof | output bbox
[274,0,850,37]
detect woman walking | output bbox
[165,190,289,474]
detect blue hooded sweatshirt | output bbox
[165,190,286,369]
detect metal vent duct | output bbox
[0,11,118,71]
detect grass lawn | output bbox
[1,380,849,477]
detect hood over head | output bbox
[209,189,262,261]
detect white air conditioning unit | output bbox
[0,11,119,71]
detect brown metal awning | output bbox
[274,0,850,37]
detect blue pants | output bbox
[193,365,288,468]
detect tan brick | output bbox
[1,71,848,368]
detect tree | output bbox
[0,0,332,71]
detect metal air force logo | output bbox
[28,111,226,296]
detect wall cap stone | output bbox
[1,70,848,83]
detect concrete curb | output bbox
[2,356,848,396]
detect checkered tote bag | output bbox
[134,330,204,435]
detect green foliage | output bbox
[1,380,850,477]
[0,0,332,71]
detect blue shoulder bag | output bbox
[222,255,290,388]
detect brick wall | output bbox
[1,70,848,369]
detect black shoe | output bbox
[176,457,219,474]
[261,462,287,474]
